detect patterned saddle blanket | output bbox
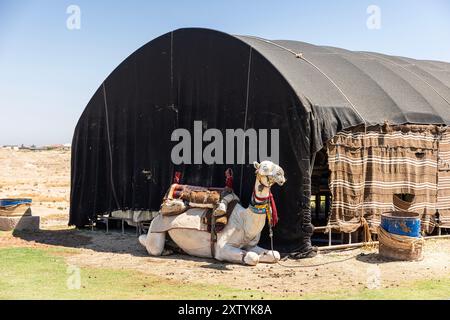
[152,184,239,233]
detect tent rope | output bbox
[268,223,360,268]
[102,82,121,210]
[238,46,253,199]
[170,31,174,106]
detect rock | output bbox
[0,215,40,231]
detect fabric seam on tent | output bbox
[242,35,367,125]
[362,52,450,108]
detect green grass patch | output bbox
[1,247,449,300]
[0,247,264,300]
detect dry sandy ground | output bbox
[0,148,70,227]
[1,148,449,297]
[1,229,449,297]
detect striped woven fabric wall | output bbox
[326,125,442,234]
[437,131,450,228]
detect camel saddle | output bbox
[160,183,238,227]
[159,184,239,258]
[170,184,222,204]
[160,184,230,215]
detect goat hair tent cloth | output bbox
[70,28,450,253]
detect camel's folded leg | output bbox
[245,245,280,263]
[216,244,260,266]
[139,232,166,256]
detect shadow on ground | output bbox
[9,228,235,266]
[11,228,152,256]
[12,229,92,248]
[10,229,391,268]
[355,252,395,264]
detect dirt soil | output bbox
[1,148,449,297]
[0,148,70,228]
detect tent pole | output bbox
[318,234,450,251]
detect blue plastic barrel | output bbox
[380,211,421,237]
[0,198,32,208]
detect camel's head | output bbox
[253,161,286,187]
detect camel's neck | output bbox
[239,176,272,238]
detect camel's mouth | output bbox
[275,177,286,186]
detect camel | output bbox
[139,160,286,266]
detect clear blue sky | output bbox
[1,0,449,145]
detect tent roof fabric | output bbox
[69,28,450,252]
[235,34,450,126]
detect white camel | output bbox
[139,160,286,266]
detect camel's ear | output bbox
[253,161,260,170]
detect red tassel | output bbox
[225,168,233,189]
[173,171,181,184]
[269,192,278,227]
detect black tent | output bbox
[70,28,450,254]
